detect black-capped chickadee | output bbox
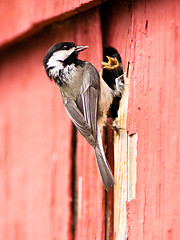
[43,42,123,191]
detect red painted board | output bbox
[0,26,75,240]
[105,120,114,240]
[0,11,88,240]
[127,0,180,239]
[0,6,106,240]
[103,0,180,239]
[74,8,106,240]
[0,0,104,48]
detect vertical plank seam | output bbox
[71,124,77,240]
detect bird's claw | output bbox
[106,120,126,134]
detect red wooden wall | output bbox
[103,0,180,238]
[0,7,105,240]
[0,0,104,47]
[0,0,180,239]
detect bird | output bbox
[43,42,124,191]
[101,46,124,120]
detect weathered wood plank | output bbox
[103,0,180,239]
[127,0,180,239]
[0,8,104,239]
[105,122,114,240]
[102,1,131,239]
[0,33,73,239]
[74,7,105,240]
[0,0,104,48]
[0,6,107,240]
[113,72,130,240]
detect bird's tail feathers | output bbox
[94,127,115,191]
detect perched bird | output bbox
[101,46,124,119]
[43,42,123,191]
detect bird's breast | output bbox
[60,65,84,100]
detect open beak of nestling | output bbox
[102,56,120,70]
[75,45,89,53]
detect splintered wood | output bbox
[114,64,130,240]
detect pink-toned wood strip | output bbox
[0,38,73,239]
[0,0,104,48]
[0,13,84,240]
[105,120,114,240]
[74,7,105,240]
[103,0,180,239]
[0,6,106,240]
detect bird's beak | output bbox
[102,56,120,69]
[75,45,89,53]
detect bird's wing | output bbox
[64,100,95,146]
[64,62,100,146]
[77,62,100,140]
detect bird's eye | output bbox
[63,45,68,50]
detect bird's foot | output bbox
[106,120,126,134]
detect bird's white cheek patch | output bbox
[47,47,75,69]
[53,47,75,61]
[47,57,63,68]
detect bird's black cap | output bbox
[43,42,76,69]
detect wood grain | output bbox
[0,7,104,240]
[113,71,130,240]
[0,0,104,48]
[103,0,180,239]
[74,8,106,240]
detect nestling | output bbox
[43,42,123,191]
[102,46,124,119]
